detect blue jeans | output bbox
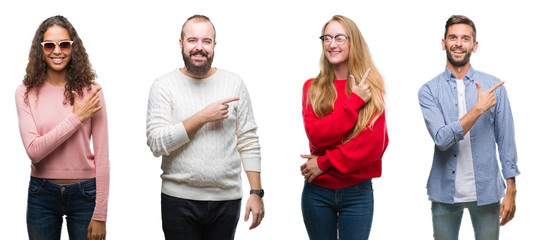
[431,201,500,240]
[301,179,374,240]
[26,177,96,240]
[161,193,241,240]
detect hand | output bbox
[474,81,504,114]
[244,194,264,230]
[198,97,240,123]
[300,154,324,183]
[500,178,517,226]
[87,220,106,240]
[350,68,372,103]
[73,88,103,122]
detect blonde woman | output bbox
[300,15,388,240]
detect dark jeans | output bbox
[302,179,374,240]
[161,193,241,240]
[26,177,96,240]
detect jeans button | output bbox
[60,186,65,191]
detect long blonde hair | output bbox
[308,15,385,143]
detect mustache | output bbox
[190,49,208,57]
[450,46,467,52]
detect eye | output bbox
[320,35,333,42]
[202,39,213,45]
[187,38,197,44]
[335,35,347,42]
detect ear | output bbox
[441,39,446,51]
[213,40,217,48]
[179,38,183,49]
[472,41,479,53]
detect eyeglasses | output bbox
[319,35,349,45]
[40,40,74,52]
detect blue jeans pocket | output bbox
[81,182,97,199]
[349,179,373,193]
[28,179,41,194]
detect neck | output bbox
[333,62,349,80]
[45,70,67,86]
[446,61,471,80]
[181,67,217,79]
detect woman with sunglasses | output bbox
[15,15,109,240]
[300,15,388,240]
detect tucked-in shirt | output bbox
[15,82,110,221]
[418,66,520,206]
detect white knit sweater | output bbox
[146,68,261,201]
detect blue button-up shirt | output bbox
[418,66,520,205]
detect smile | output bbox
[51,57,65,64]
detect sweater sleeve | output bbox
[89,86,110,221]
[302,79,366,151]
[15,85,83,163]
[316,112,388,174]
[146,79,190,157]
[235,80,261,172]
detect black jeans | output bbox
[161,193,241,240]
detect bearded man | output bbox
[146,15,265,240]
[418,15,519,240]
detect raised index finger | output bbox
[88,87,102,98]
[489,81,505,93]
[359,68,372,85]
[220,97,240,104]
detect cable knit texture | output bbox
[146,68,261,201]
[15,82,110,221]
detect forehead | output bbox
[324,21,347,35]
[183,20,215,39]
[43,25,71,41]
[447,23,473,37]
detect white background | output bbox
[1,0,533,239]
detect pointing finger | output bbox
[221,97,240,104]
[359,68,372,86]
[88,88,102,98]
[489,81,505,93]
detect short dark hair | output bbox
[180,15,216,41]
[444,15,476,41]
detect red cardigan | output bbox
[302,78,389,189]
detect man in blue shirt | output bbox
[418,15,519,240]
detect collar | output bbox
[442,66,475,84]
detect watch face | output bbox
[251,189,264,197]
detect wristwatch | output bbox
[250,189,264,198]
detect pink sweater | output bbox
[15,81,110,221]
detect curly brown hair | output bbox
[23,15,96,105]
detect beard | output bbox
[446,45,473,67]
[182,48,214,76]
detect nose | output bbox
[454,38,462,47]
[328,39,338,48]
[194,40,204,50]
[53,44,62,54]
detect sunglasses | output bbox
[40,40,74,52]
